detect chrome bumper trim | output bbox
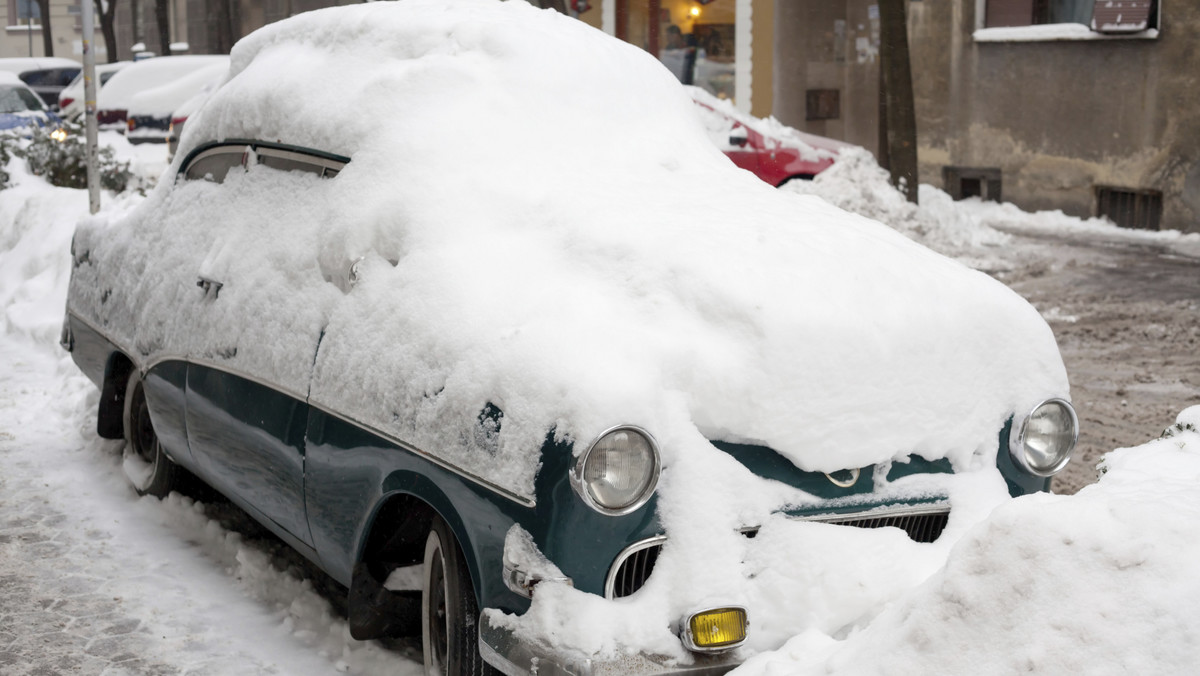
[479,613,741,676]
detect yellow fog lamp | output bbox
[682,606,748,652]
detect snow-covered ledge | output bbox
[973,24,1159,42]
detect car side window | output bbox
[183,142,348,183]
[184,147,247,183]
[256,146,345,178]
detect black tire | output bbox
[121,372,181,498]
[422,516,497,676]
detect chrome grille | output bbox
[606,508,948,599]
[609,540,662,599]
[807,509,949,544]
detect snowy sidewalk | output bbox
[0,336,421,676]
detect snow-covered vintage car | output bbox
[62,2,1078,674]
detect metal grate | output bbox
[608,510,949,599]
[811,510,949,543]
[1096,186,1162,231]
[610,542,661,599]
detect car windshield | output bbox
[0,85,44,114]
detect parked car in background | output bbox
[689,85,849,186]
[0,57,80,109]
[96,55,227,133]
[57,62,131,119]
[0,72,58,133]
[63,3,1078,675]
[126,60,227,144]
[165,87,209,159]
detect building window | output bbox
[8,0,42,28]
[806,90,840,121]
[944,167,1003,202]
[1096,186,1162,230]
[984,0,1157,32]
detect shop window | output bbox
[943,167,1002,202]
[618,0,737,101]
[1096,186,1162,230]
[984,0,1157,32]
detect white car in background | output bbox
[0,57,80,109]
[57,62,131,119]
[95,55,227,133]
[126,60,227,144]
[0,71,57,133]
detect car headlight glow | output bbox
[1009,397,1078,476]
[571,425,660,515]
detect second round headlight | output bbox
[1010,398,1078,476]
[572,426,660,515]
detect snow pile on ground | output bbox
[0,132,154,346]
[783,146,1200,268]
[733,406,1200,676]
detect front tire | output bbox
[422,516,496,676]
[121,372,180,498]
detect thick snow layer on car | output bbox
[68,0,1068,660]
[156,0,1069,483]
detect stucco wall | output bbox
[773,0,883,153]
[775,0,1198,234]
[915,0,1199,233]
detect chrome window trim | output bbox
[604,534,667,600]
[569,424,661,517]
[65,309,535,508]
[792,502,951,524]
[1008,397,1078,477]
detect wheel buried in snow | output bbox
[422,516,496,676]
[121,372,180,498]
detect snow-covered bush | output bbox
[0,134,11,189]
[3,122,140,193]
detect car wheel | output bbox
[121,372,180,498]
[422,516,496,676]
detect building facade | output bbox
[773,0,1199,233]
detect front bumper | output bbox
[479,613,741,676]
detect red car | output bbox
[689,85,850,186]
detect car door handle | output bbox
[196,276,223,299]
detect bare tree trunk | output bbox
[94,0,120,63]
[35,0,53,56]
[155,0,171,55]
[878,0,918,204]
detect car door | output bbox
[176,144,346,552]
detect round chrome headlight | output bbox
[1009,398,1078,476]
[571,425,660,515]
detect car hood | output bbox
[86,0,1069,501]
